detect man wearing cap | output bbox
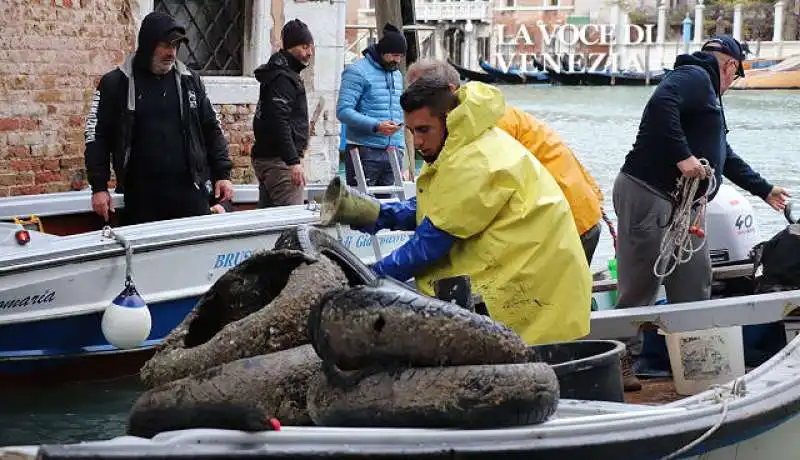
[337,23,408,191]
[252,19,315,207]
[613,35,791,391]
[84,11,234,225]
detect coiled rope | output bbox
[653,159,717,279]
[660,377,746,460]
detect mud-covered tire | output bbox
[139,252,348,388]
[308,277,528,376]
[307,361,559,428]
[274,224,376,286]
[132,345,321,427]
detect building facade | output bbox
[0,0,348,197]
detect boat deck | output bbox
[624,366,757,405]
[624,378,682,405]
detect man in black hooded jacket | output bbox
[612,35,790,391]
[251,19,314,208]
[84,11,233,225]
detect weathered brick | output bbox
[11,185,46,196]
[0,118,20,131]
[0,174,17,187]
[15,172,35,186]
[5,146,31,158]
[60,157,84,169]
[35,170,65,184]
[42,159,60,170]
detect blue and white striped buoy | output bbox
[101,280,152,349]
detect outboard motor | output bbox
[705,183,763,267]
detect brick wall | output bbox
[0,0,260,197]
[216,103,257,184]
[0,0,134,196]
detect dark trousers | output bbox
[343,144,402,198]
[121,180,211,226]
[252,157,304,208]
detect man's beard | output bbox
[382,60,399,71]
[151,59,174,75]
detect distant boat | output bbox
[586,70,667,86]
[731,54,800,90]
[549,68,665,86]
[448,60,498,84]
[478,60,550,85]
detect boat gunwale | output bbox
[0,209,323,276]
[5,329,798,459]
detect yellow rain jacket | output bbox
[497,106,604,236]
[414,82,591,344]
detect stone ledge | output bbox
[202,76,260,105]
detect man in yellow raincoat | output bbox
[349,76,591,345]
[407,59,605,264]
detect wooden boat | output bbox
[731,54,800,90]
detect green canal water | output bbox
[1,85,799,447]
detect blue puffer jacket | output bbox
[336,45,404,150]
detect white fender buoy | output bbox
[101,281,152,350]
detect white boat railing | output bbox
[587,289,800,339]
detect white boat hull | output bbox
[0,206,412,377]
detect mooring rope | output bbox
[660,377,747,460]
[102,225,134,285]
[601,209,618,253]
[653,159,717,279]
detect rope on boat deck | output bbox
[653,159,717,279]
[660,377,747,460]
[102,226,134,285]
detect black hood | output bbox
[254,49,305,83]
[133,12,187,71]
[674,51,721,97]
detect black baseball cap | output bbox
[164,26,189,45]
[701,35,749,77]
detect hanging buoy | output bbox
[102,280,152,350]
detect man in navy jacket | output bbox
[613,36,790,390]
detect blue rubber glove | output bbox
[355,197,418,234]
[371,216,456,282]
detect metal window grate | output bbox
[154,0,245,76]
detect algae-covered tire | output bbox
[308,277,528,374]
[307,361,559,429]
[274,224,376,286]
[132,345,321,427]
[138,252,348,388]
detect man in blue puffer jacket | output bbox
[337,23,407,191]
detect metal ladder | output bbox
[348,145,407,262]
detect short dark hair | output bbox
[400,75,459,118]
